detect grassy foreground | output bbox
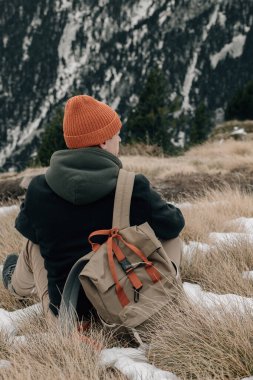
[1,140,253,379]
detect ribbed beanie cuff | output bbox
[63,95,122,148]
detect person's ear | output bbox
[99,141,107,149]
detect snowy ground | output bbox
[0,205,18,217]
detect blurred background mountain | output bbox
[1,0,253,171]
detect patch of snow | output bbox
[101,14,116,42]
[17,101,52,147]
[115,42,122,50]
[183,282,253,312]
[181,2,221,111]
[99,0,110,6]
[202,3,220,42]
[0,304,42,338]
[170,92,177,102]
[231,127,247,136]
[173,201,193,209]
[228,217,253,234]
[99,68,123,104]
[0,309,18,337]
[12,334,29,347]
[242,271,253,281]
[19,5,24,18]
[111,96,121,110]
[57,0,72,11]
[159,8,172,27]
[171,131,185,148]
[3,35,8,48]
[209,232,253,245]
[0,360,11,369]
[54,6,92,101]
[130,0,154,27]
[0,205,19,216]
[210,34,247,69]
[100,346,180,380]
[132,24,148,46]
[173,110,181,119]
[158,39,163,50]
[22,16,42,62]
[22,36,32,62]
[218,12,226,28]
[128,94,139,109]
[181,51,199,112]
[182,241,212,261]
[0,125,21,167]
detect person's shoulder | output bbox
[134,173,150,185]
[28,174,47,189]
[132,173,151,197]
[26,174,50,197]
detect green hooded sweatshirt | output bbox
[45,147,122,205]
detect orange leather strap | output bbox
[88,228,119,252]
[112,240,143,291]
[107,236,130,307]
[117,235,161,283]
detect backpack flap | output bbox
[80,222,162,293]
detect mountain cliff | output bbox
[1,0,253,170]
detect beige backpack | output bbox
[60,169,182,330]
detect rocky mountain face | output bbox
[1,0,253,170]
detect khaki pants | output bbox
[11,240,57,324]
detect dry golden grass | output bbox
[181,239,253,297]
[121,139,253,180]
[180,187,253,242]
[0,208,37,311]
[0,320,126,380]
[146,295,253,380]
[0,206,25,260]
[179,187,253,299]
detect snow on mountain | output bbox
[210,34,247,69]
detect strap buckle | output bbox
[119,258,133,274]
[110,227,119,236]
[134,287,142,303]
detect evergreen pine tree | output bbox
[37,107,66,166]
[125,67,173,153]
[225,80,253,120]
[189,103,212,145]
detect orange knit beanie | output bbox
[63,95,122,149]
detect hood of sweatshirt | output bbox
[45,147,122,205]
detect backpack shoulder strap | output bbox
[58,255,90,332]
[112,169,135,229]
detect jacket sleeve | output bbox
[15,182,38,244]
[134,174,185,240]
